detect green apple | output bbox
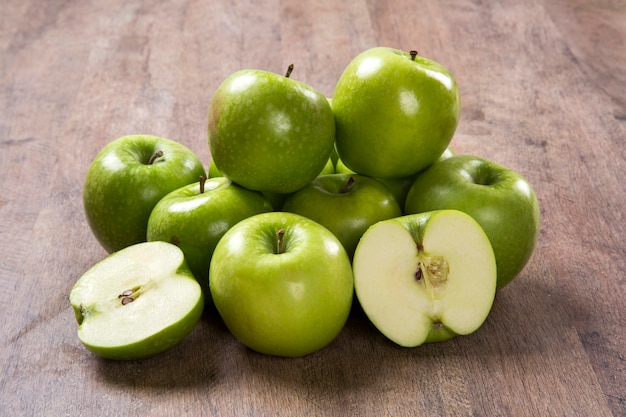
[333,47,460,179]
[83,135,206,253]
[336,147,455,207]
[282,174,402,258]
[146,176,273,299]
[208,66,335,194]
[69,241,204,360]
[404,155,540,289]
[209,212,354,357]
[353,210,497,347]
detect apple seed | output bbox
[120,297,134,305]
[415,266,423,281]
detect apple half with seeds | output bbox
[69,241,204,360]
[353,210,497,347]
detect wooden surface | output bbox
[1,0,625,416]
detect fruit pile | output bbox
[70,47,540,360]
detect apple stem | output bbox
[276,229,285,254]
[410,50,418,61]
[147,150,164,165]
[199,175,207,194]
[340,176,356,193]
[285,64,294,78]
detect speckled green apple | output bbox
[147,176,273,300]
[353,210,497,347]
[333,47,460,179]
[208,68,335,194]
[209,212,354,357]
[282,174,402,259]
[69,241,204,360]
[404,155,540,289]
[83,135,206,253]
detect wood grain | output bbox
[1,0,624,416]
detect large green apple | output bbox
[208,67,335,194]
[404,155,540,289]
[353,210,497,347]
[333,47,460,179]
[83,135,206,253]
[146,176,273,299]
[69,241,204,360]
[282,174,402,259]
[209,212,354,357]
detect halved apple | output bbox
[69,241,204,360]
[353,210,497,347]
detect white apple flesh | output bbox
[353,210,497,347]
[70,241,204,360]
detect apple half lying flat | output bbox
[69,241,204,360]
[353,210,497,347]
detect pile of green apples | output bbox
[70,47,540,360]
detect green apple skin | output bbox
[83,135,206,253]
[208,69,335,194]
[209,212,354,357]
[70,241,204,360]
[353,210,497,347]
[282,174,402,259]
[404,155,540,289]
[146,177,273,299]
[333,47,460,179]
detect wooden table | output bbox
[2,1,624,416]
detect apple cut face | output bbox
[353,210,497,347]
[69,241,204,360]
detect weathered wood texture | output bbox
[1,0,624,416]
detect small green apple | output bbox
[404,155,540,289]
[208,66,335,193]
[146,176,273,299]
[69,241,204,360]
[333,47,460,179]
[83,135,206,253]
[282,174,402,258]
[353,210,497,347]
[210,212,354,357]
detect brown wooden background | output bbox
[1,0,624,416]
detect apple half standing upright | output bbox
[333,47,460,179]
[69,241,204,360]
[404,155,541,289]
[353,210,497,347]
[83,134,206,253]
[210,212,354,357]
[208,65,335,194]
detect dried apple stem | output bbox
[410,50,418,61]
[276,229,285,254]
[341,176,356,193]
[199,175,207,194]
[147,150,163,165]
[285,64,294,78]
